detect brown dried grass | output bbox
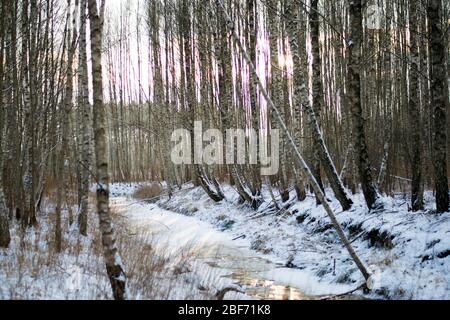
[132,183,163,201]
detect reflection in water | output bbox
[113,197,364,301]
[226,272,311,300]
[200,244,315,300]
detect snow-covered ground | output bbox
[2,182,448,300]
[109,182,450,300]
[0,198,112,299]
[0,189,244,300]
[115,196,356,299]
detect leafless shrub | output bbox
[0,197,219,300]
[113,208,216,300]
[132,183,163,202]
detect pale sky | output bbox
[101,0,150,104]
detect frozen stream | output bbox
[111,197,359,300]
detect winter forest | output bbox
[0,0,449,301]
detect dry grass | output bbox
[0,214,111,299]
[43,174,79,207]
[111,205,216,299]
[43,176,59,195]
[0,196,219,300]
[132,183,163,202]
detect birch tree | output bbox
[408,0,424,211]
[78,0,90,236]
[347,0,382,210]
[309,0,324,195]
[0,0,11,248]
[88,0,128,300]
[427,0,449,213]
[284,0,353,211]
[216,0,371,283]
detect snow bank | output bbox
[153,184,450,300]
[0,193,242,300]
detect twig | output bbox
[319,283,366,300]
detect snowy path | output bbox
[111,197,357,300]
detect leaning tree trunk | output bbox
[217,0,371,283]
[88,0,128,300]
[427,0,449,213]
[285,0,353,211]
[347,0,382,210]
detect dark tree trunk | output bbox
[347,0,382,210]
[408,0,424,211]
[427,0,449,213]
[309,0,325,197]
